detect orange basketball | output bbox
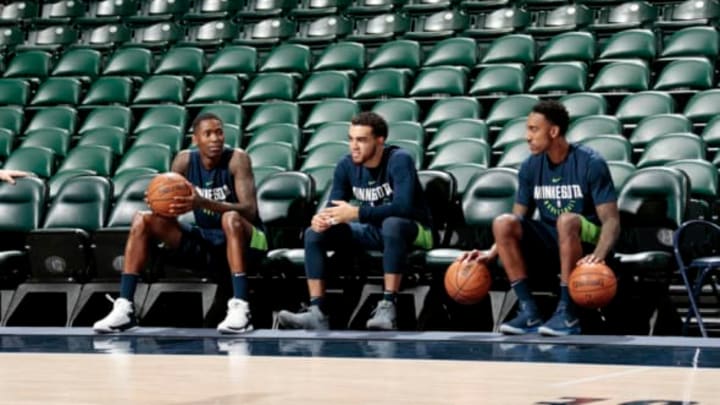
[569,262,617,309]
[146,172,193,217]
[444,259,491,305]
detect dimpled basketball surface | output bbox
[444,260,491,305]
[569,262,617,308]
[146,172,193,217]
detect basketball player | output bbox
[461,100,620,336]
[277,112,433,331]
[0,169,30,184]
[94,113,267,334]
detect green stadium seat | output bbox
[615,91,675,125]
[0,26,24,52]
[56,145,114,176]
[220,124,242,148]
[301,142,348,170]
[77,127,128,156]
[596,28,656,62]
[367,40,420,70]
[115,144,173,176]
[81,77,134,106]
[566,114,622,143]
[234,18,297,49]
[297,71,353,101]
[478,34,535,65]
[47,170,99,202]
[133,105,187,134]
[18,25,78,53]
[247,142,297,170]
[410,66,467,98]
[346,13,411,44]
[441,163,486,198]
[538,31,595,63]
[529,62,587,94]
[128,0,192,24]
[404,10,469,42]
[701,116,720,148]
[29,77,82,106]
[0,79,30,106]
[629,114,692,148]
[655,0,720,30]
[469,64,525,96]
[4,51,52,79]
[127,22,184,50]
[313,41,365,73]
[372,98,420,123]
[3,146,56,179]
[428,139,490,170]
[492,117,526,150]
[559,92,607,120]
[79,106,132,135]
[496,139,531,169]
[75,24,132,50]
[0,128,14,160]
[259,43,311,75]
[291,16,353,46]
[353,68,410,99]
[423,97,481,129]
[246,124,301,151]
[578,134,632,163]
[185,0,244,21]
[187,75,241,104]
[154,47,205,78]
[0,106,24,137]
[245,102,299,132]
[428,119,487,152]
[133,126,184,154]
[77,0,139,25]
[683,89,720,124]
[197,105,244,129]
[0,176,44,252]
[52,49,102,79]
[252,166,286,187]
[26,106,77,134]
[386,139,423,169]
[301,165,335,199]
[660,26,718,61]
[527,5,594,36]
[183,20,240,48]
[653,58,714,92]
[103,48,153,78]
[387,121,424,145]
[238,0,296,19]
[132,75,186,105]
[589,2,657,33]
[485,94,537,128]
[304,122,349,153]
[665,159,718,205]
[403,0,451,14]
[206,45,257,78]
[606,161,635,192]
[20,128,71,157]
[636,133,704,168]
[242,73,296,103]
[303,99,360,129]
[111,169,158,201]
[347,0,404,15]
[423,37,477,68]
[465,7,531,38]
[0,2,38,25]
[292,0,353,18]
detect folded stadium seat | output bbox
[238,0,296,19]
[76,0,139,25]
[126,0,192,23]
[51,49,102,82]
[652,58,714,97]
[245,101,299,132]
[387,121,425,145]
[259,43,312,78]
[636,133,705,169]
[196,104,244,130]
[588,1,657,34]
[684,89,720,126]
[56,145,114,177]
[427,138,491,169]
[353,68,411,100]
[102,47,154,78]
[206,45,257,80]
[464,7,531,39]
[402,0,453,14]
[606,160,636,192]
[252,166,286,186]
[423,96,481,129]
[154,47,206,79]
[303,122,350,153]
[372,98,420,122]
[537,31,595,66]
[655,0,720,31]
[74,24,133,51]
[409,66,468,99]
[629,114,692,149]
[422,37,478,69]
[699,116,720,150]
[241,73,297,104]
[579,134,632,163]
[114,144,173,177]
[367,39,420,70]
[0,1,38,25]
[559,92,607,120]
[614,91,675,126]
[427,118,488,152]
[25,106,78,134]
[347,13,411,45]
[469,64,525,99]
[292,0,353,18]
[491,116,526,150]
[2,146,55,179]
[133,105,187,135]
[247,142,298,171]
[0,26,24,55]
[185,0,245,21]
[182,20,240,50]
[81,76,135,108]
[441,162,486,199]
[613,166,690,335]
[666,159,718,220]
[0,176,45,323]
[132,75,186,107]
[347,0,407,15]
[312,41,366,74]
[186,74,241,105]
[565,114,623,143]
[17,25,79,53]
[4,176,112,327]
[458,0,513,10]
[303,98,360,129]
[76,127,128,157]
[218,124,242,148]
[29,77,82,107]
[657,27,718,64]
[291,16,353,47]
[496,139,531,169]
[594,28,656,67]
[524,0,570,9]
[0,79,30,106]
[301,142,349,197]
[78,106,133,135]
[110,168,159,200]
[20,128,71,158]
[477,34,535,69]
[527,4,594,37]
[0,106,23,140]
[246,124,301,155]
[484,94,537,129]
[403,9,469,43]
[589,61,650,93]
[126,22,184,51]
[529,61,587,94]
[297,71,353,101]
[71,175,156,326]
[3,50,52,81]
[47,169,104,202]
[234,18,297,49]
[132,126,185,154]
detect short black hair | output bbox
[532,100,569,136]
[351,111,388,139]
[192,112,223,133]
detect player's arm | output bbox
[583,202,620,264]
[170,150,190,175]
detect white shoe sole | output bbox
[217,324,254,334]
[93,325,138,334]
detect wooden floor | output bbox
[0,352,715,405]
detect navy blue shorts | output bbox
[517,217,596,275]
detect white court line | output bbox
[551,366,653,388]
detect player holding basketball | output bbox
[461,100,620,336]
[277,112,433,331]
[94,113,267,334]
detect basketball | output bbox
[146,172,193,217]
[569,262,617,309]
[444,259,491,305]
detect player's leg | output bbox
[94,212,184,333]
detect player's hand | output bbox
[577,254,604,266]
[457,249,494,264]
[0,169,29,185]
[169,180,198,215]
[311,213,332,233]
[323,200,359,224]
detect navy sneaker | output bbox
[499,305,542,335]
[538,307,581,337]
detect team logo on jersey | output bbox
[534,184,583,215]
[353,182,393,206]
[195,184,231,217]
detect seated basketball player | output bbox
[461,100,620,336]
[0,169,30,184]
[277,112,433,331]
[94,113,267,334]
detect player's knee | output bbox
[129,212,151,236]
[304,226,324,245]
[381,216,411,238]
[221,211,249,236]
[556,213,581,236]
[492,214,520,241]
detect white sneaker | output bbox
[217,298,254,334]
[93,295,137,333]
